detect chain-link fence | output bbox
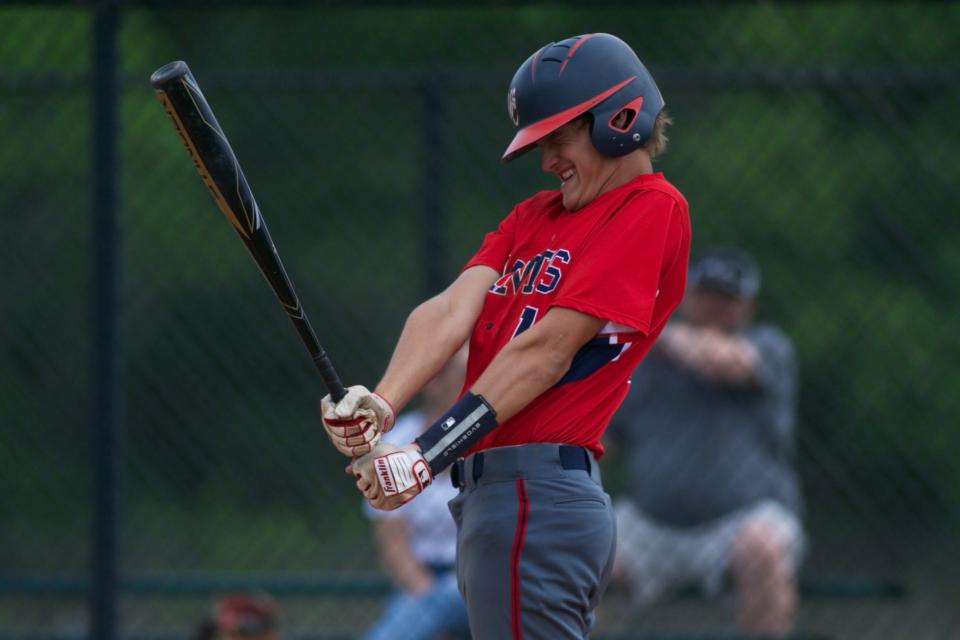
[2,2,958,639]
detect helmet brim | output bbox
[501,75,637,163]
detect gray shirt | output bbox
[609,323,801,528]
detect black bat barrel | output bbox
[151,61,347,402]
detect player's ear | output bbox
[611,108,637,132]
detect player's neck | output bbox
[597,151,654,198]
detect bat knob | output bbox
[150,60,191,89]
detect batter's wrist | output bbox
[415,392,498,476]
[372,388,398,411]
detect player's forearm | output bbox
[382,542,434,594]
[662,324,757,384]
[414,307,603,475]
[375,520,433,594]
[375,266,497,412]
[471,306,606,422]
[469,333,572,423]
[413,335,572,475]
[375,295,472,413]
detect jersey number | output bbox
[512,305,539,338]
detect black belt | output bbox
[450,445,591,489]
[425,563,455,577]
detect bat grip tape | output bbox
[415,392,498,476]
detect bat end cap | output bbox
[150,61,191,89]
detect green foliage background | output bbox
[1,0,957,593]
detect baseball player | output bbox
[322,33,691,639]
[608,247,804,635]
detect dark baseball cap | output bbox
[687,247,760,297]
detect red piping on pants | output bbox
[511,479,530,639]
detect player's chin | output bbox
[561,186,584,211]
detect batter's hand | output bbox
[321,385,395,457]
[348,442,433,511]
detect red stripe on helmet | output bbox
[559,33,595,75]
[502,75,636,161]
[530,47,543,82]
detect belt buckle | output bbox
[451,458,466,489]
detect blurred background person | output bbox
[605,246,804,637]
[362,347,471,640]
[191,592,282,640]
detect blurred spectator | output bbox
[191,592,282,640]
[606,247,805,636]
[362,348,471,640]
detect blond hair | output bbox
[566,110,672,159]
[643,109,672,160]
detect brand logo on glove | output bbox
[412,459,432,488]
[375,457,396,494]
[442,417,456,431]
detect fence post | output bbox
[90,2,121,640]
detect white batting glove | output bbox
[321,385,395,457]
[348,442,433,511]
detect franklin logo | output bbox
[375,458,395,494]
[507,87,519,126]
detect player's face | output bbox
[683,289,754,332]
[537,118,617,211]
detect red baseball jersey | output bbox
[462,171,691,459]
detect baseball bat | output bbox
[150,60,347,403]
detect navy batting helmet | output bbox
[502,33,664,162]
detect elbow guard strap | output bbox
[415,392,498,476]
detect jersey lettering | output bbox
[491,258,525,295]
[535,249,569,294]
[490,248,571,297]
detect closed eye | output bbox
[538,130,573,149]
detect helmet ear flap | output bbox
[607,96,644,133]
[589,97,646,157]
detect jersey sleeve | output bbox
[462,204,520,273]
[551,191,683,334]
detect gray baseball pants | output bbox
[448,443,617,639]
